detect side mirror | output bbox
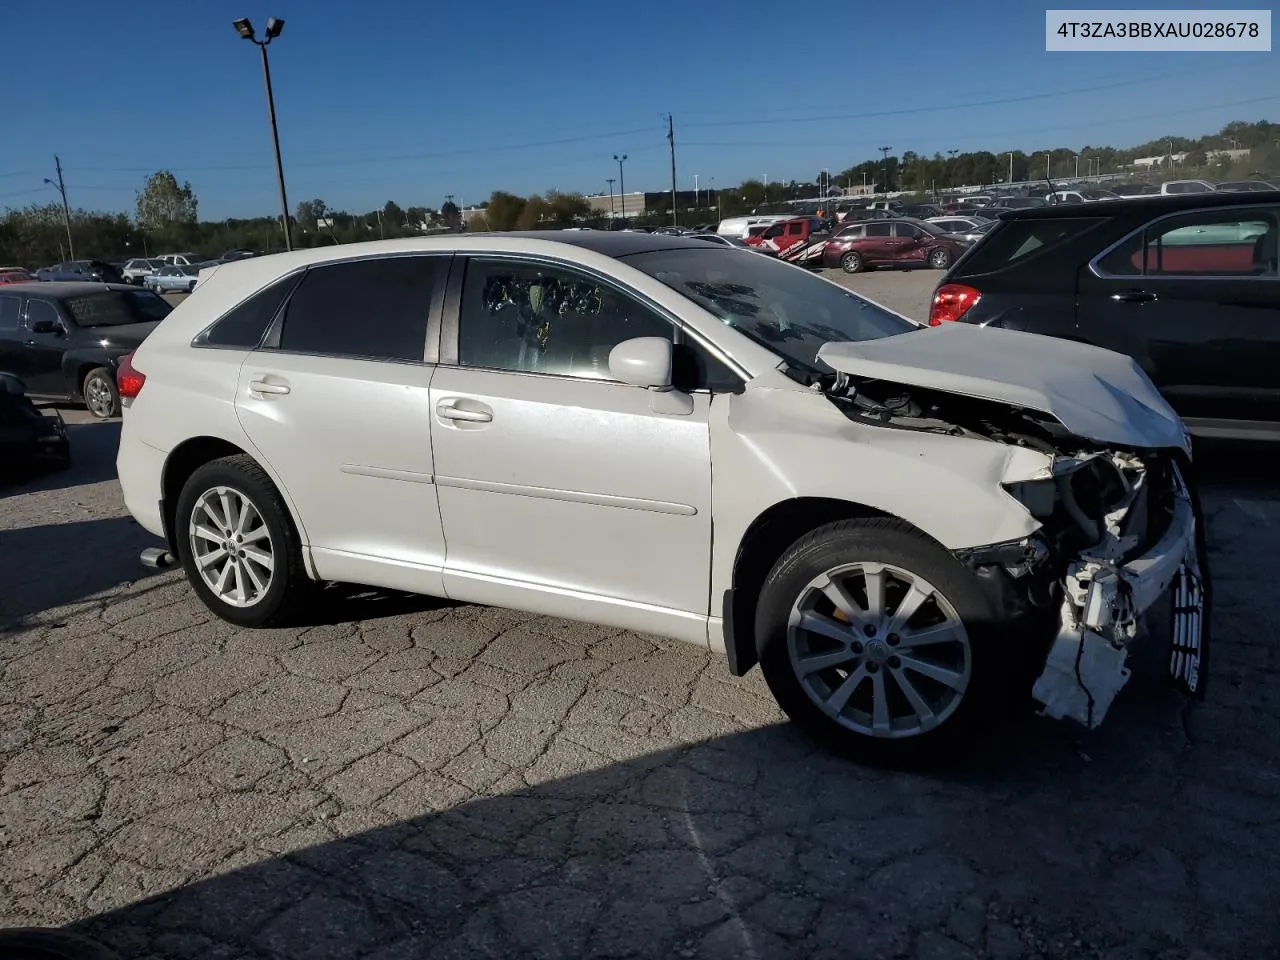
[609,336,673,390]
[31,319,60,335]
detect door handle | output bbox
[1111,289,1156,304]
[248,378,291,396]
[436,399,492,423]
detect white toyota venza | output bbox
[116,233,1209,760]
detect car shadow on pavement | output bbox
[0,516,167,628]
[0,420,122,499]
[58,670,1279,960]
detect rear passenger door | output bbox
[0,294,26,381]
[859,222,895,262]
[233,254,452,594]
[1079,203,1280,430]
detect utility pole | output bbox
[606,178,616,215]
[878,146,892,195]
[613,154,627,224]
[667,114,678,227]
[48,155,74,260]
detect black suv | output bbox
[0,282,172,418]
[930,190,1280,440]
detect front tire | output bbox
[82,367,120,419]
[929,247,952,269]
[175,454,316,628]
[755,518,1008,764]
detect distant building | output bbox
[1132,147,1249,168]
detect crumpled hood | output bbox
[816,323,1189,450]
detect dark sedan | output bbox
[0,282,172,418]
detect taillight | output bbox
[117,352,146,406]
[929,283,981,326]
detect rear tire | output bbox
[755,517,1010,765]
[82,367,120,419]
[175,454,317,628]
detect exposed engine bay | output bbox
[822,373,1208,728]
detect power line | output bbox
[681,70,1236,130]
[677,94,1280,151]
[670,66,1197,119]
[70,126,664,175]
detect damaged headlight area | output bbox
[970,452,1206,730]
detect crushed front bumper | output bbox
[1032,463,1207,728]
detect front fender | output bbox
[709,383,1052,603]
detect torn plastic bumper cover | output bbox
[1032,463,1206,729]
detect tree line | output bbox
[2,119,1276,266]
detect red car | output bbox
[0,267,35,285]
[821,218,965,273]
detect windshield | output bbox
[180,265,200,275]
[624,247,913,374]
[914,220,945,235]
[63,290,173,327]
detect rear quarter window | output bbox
[952,217,1108,275]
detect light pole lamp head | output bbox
[233,18,255,39]
[265,17,284,38]
[43,178,54,186]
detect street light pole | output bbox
[606,178,616,215]
[613,154,627,223]
[233,17,293,251]
[43,155,74,260]
[878,146,892,195]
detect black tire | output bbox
[174,453,317,628]
[929,247,952,269]
[840,251,864,274]
[755,517,1011,765]
[82,367,120,419]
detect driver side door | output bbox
[429,255,716,644]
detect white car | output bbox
[926,216,991,233]
[121,258,165,285]
[114,233,1207,760]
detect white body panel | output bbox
[428,365,713,645]
[233,353,446,595]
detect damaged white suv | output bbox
[115,233,1208,760]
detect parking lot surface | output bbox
[2,270,1278,960]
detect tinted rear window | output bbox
[953,217,1107,274]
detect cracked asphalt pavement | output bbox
[1,273,1278,960]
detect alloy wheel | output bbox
[188,486,275,608]
[786,561,971,739]
[84,374,115,418]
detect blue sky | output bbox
[2,0,1276,219]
